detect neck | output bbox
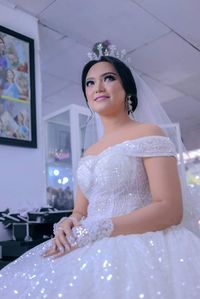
[100,112,133,136]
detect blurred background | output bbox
[0,0,200,211]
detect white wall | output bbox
[0,4,46,224]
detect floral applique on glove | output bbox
[69,218,114,248]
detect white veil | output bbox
[83,70,200,237]
[133,72,200,237]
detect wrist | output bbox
[69,213,86,222]
[71,218,113,248]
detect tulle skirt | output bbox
[0,225,200,299]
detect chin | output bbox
[90,102,111,113]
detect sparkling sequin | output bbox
[0,136,200,298]
[106,274,112,281]
[149,240,154,246]
[80,263,87,270]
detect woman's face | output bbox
[6,69,15,82]
[85,62,126,116]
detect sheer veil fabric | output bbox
[84,70,200,238]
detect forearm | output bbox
[69,201,182,249]
[111,201,183,237]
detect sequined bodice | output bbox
[77,136,176,219]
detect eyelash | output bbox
[86,75,116,87]
[104,74,116,82]
[86,80,94,87]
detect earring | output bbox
[87,106,95,123]
[126,94,133,114]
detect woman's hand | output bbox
[42,216,79,258]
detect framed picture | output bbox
[0,25,37,148]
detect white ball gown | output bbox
[0,136,200,299]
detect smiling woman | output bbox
[1,51,200,299]
[85,62,125,116]
[82,55,138,117]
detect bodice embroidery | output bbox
[77,136,176,219]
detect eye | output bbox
[104,74,116,82]
[85,80,94,87]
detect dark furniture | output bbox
[0,209,72,270]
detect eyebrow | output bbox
[86,72,118,81]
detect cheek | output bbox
[118,87,125,97]
[113,85,126,101]
[109,81,125,96]
[85,89,93,104]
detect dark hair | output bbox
[81,56,138,113]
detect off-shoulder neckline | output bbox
[81,135,169,160]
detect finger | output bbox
[52,245,76,259]
[43,240,58,256]
[66,235,77,249]
[55,228,71,246]
[72,218,79,227]
[54,235,68,253]
[62,227,73,238]
[56,231,71,251]
[55,226,65,235]
[52,251,66,259]
[51,242,71,259]
[59,218,78,231]
[43,248,57,257]
[42,245,58,257]
[55,223,71,237]
[41,239,56,256]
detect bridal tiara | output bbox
[87,42,130,64]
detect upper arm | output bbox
[73,185,88,217]
[142,124,183,217]
[144,155,182,205]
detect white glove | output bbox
[69,218,114,248]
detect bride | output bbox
[0,52,200,299]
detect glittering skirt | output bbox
[0,225,200,299]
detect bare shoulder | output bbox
[129,122,166,138]
[83,143,99,156]
[83,122,166,157]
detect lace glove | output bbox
[69,218,114,248]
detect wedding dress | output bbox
[0,136,200,299]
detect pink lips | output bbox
[95,96,109,101]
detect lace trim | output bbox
[71,218,113,247]
[80,136,176,162]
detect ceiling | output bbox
[1,0,200,150]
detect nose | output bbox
[95,79,105,93]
